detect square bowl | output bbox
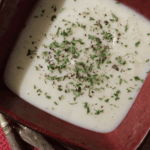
[0,0,150,149]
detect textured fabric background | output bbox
[0,126,11,150]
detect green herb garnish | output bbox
[116,1,120,4]
[125,25,128,32]
[59,95,63,100]
[56,27,61,36]
[94,109,104,115]
[105,99,109,103]
[128,97,133,100]
[84,102,90,114]
[60,8,65,13]
[54,102,58,105]
[89,17,95,20]
[135,41,140,47]
[111,13,118,20]
[35,66,39,70]
[46,95,51,99]
[134,76,140,81]
[115,56,126,65]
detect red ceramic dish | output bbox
[0,0,150,149]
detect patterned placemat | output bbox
[0,126,11,150]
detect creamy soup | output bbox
[4,0,150,133]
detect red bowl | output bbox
[0,0,150,149]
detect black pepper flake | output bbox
[42,10,45,13]
[112,64,119,71]
[71,74,75,77]
[104,21,109,25]
[54,6,57,12]
[73,55,77,58]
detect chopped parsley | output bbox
[110,75,113,78]
[125,25,128,32]
[111,13,118,20]
[68,82,74,85]
[134,76,140,81]
[81,24,86,29]
[115,29,119,32]
[84,102,90,114]
[127,88,131,93]
[116,1,120,4]
[76,21,80,27]
[70,102,78,105]
[35,66,39,70]
[94,109,104,115]
[60,8,65,13]
[58,88,63,91]
[56,27,61,36]
[59,95,63,100]
[105,99,109,102]
[119,78,122,85]
[89,17,95,20]
[46,95,51,99]
[128,97,133,100]
[114,90,121,101]
[135,41,140,47]
[110,19,114,22]
[54,102,58,105]
[115,56,126,65]
[107,61,112,64]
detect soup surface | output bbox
[4,0,150,133]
